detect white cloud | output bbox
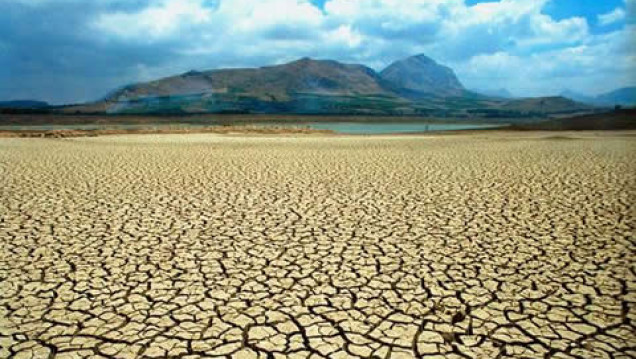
[598,7,626,26]
[94,0,213,39]
[454,25,636,96]
[229,0,323,32]
[441,0,588,51]
[464,0,548,23]
[93,0,589,56]
[326,25,363,48]
[325,0,455,24]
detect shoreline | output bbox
[3,126,636,139]
[0,125,335,138]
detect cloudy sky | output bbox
[1,0,635,104]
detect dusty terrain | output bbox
[1,132,634,358]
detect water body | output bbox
[0,122,502,134]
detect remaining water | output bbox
[0,122,502,134]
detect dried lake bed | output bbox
[1,132,635,358]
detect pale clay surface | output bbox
[0,133,634,358]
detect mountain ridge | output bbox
[379,54,465,97]
[0,100,49,109]
[104,55,460,103]
[62,54,591,116]
[561,87,636,106]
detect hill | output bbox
[0,100,49,109]
[379,54,465,97]
[471,88,514,99]
[511,109,636,130]
[561,87,636,107]
[106,58,391,103]
[498,96,591,114]
[596,87,636,106]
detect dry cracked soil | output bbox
[0,132,634,359]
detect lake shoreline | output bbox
[0,125,335,138]
[3,127,635,139]
[1,110,632,137]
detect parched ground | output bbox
[0,132,634,359]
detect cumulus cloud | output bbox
[326,25,363,48]
[92,0,592,63]
[454,25,636,96]
[230,0,323,32]
[598,8,627,26]
[94,0,214,39]
[0,0,634,103]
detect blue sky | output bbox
[1,0,634,104]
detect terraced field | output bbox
[1,132,634,358]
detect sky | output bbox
[1,0,634,104]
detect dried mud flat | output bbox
[1,132,635,358]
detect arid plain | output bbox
[1,132,634,358]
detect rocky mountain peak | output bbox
[380,54,465,96]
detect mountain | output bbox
[561,87,635,107]
[80,57,409,115]
[0,100,49,109]
[560,89,595,104]
[379,54,464,97]
[472,88,514,99]
[498,96,591,113]
[595,87,636,106]
[104,54,466,102]
[107,58,391,103]
[66,55,590,116]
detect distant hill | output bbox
[512,109,636,130]
[471,88,514,99]
[561,87,636,107]
[596,87,636,106]
[499,96,590,113]
[560,89,595,104]
[0,100,49,109]
[64,55,591,117]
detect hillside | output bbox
[511,109,636,130]
[499,96,591,114]
[0,100,49,109]
[596,87,636,106]
[561,87,636,107]
[379,54,465,97]
[471,88,514,99]
[107,58,391,103]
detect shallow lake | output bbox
[0,122,503,134]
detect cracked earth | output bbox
[1,133,634,358]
